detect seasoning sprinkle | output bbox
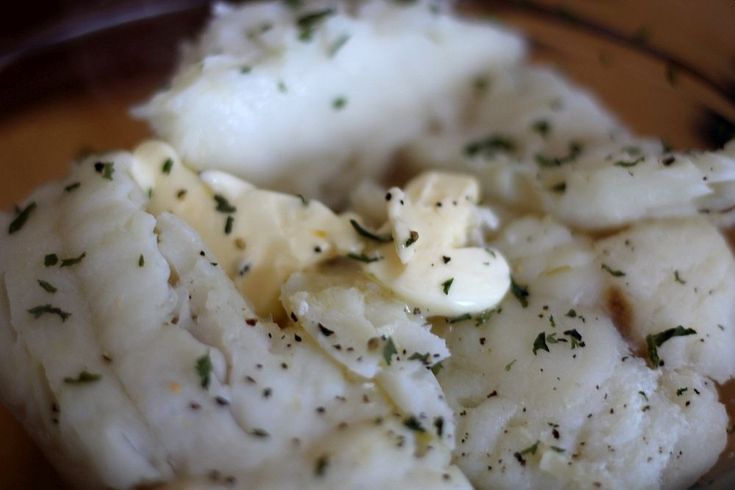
[646,326,697,367]
[314,454,329,477]
[531,119,551,138]
[346,252,382,263]
[297,8,335,42]
[601,264,625,277]
[37,280,57,293]
[60,252,86,268]
[94,161,115,180]
[403,416,426,432]
[614,156,644,168]
[349,219,392,243]
[332,96,347,110]
[535,142,583,167]
[8,201,37,234]
[441,278,454,295]
[448,313,471,324]
[404,230,419,248]
[28,304,70,322]
[161,158,173,174]
[510,277,530,308]
[195,353,213,389]
[44,254,59,266]
[214,195,237,213]
[64,182,81,193]
[249,428,270,438]
[464,134,516,158]
[533,333,549,355]
[674,270,686,285]
[382,337,398,365]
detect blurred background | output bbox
[0,0,734,488]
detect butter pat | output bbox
[131,140,361,318]
[365,172,511,317]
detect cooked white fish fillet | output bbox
[0,156,470,489]
[282,268,455,446]
[492,216,603,307]
[438,295,727,490]
[134,0,525,202]
[406,65,735,230]
[595,217,735,383]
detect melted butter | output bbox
[131,140,362,319]
[132,142,509,320]
[366,171,511,317]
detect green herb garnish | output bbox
[161,158,173,174]
[346,252,382,263]
[60,252,86,268]
[533,332,549,355]
[614,156,644,168]
[28,304,70,322]
[535,142,583,167]
[549,182,567,193]
[332,96,347,110]
[214,195,237,213]
[464,134,516,158]
[408,352,431,364]
[225,215,234,235]
[676,387,688,397]
[249,428,270,438]
[94,161,115,180]
[138,254,145,267]
[448,313,471,324]
[511,277,530,308]
[531,119,551,138]
[601,264,626,277]
[297,8,335,41]
[195,353,213,389]
[382,337,398,365]
[8,201,37,234]
[44,254,58,266]
[314,454,329,477]
[404,230,419,248]
[674,270,686,285]
[37,280,57,293]
[441,278,454,295]
[64,182,81,193]
[505,359,516,371]
[349,219,392,243]
[475,307,501,326]
[646,326,697,367]
[403,416,426,432]
[563,329,585,349]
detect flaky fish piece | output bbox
[0,154,469,489]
